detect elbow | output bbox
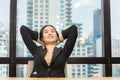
[20,25,25,29]
[73,24,77,29]
[20,25,26,34]
[20,25,24,30]
[72,25,78,37]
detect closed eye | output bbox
[44,31,48,33]
[51,30,55,33]
[43,30,48,33]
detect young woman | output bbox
[20,24,78,77]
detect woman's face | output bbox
[41,26,58,44]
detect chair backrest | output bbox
[27,60,67,77]
[64,62,67,77]
[27,60,34,77]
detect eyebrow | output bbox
[43,29,55,31]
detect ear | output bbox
[37,38,45,46]
[56,38,61,45]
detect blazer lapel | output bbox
[39,46,62,67]
[39,47,48,66]
[50,47,62,65]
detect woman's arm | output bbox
[62,25,78,58]
[20,25,38,55]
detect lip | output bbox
[47,36,54,39]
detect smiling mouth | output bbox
[47,36,54,39]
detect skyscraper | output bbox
[0,30,9,77]
[27,0,72,32]
[93,8,102,57]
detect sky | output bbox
[0,0,10,31]
[71,0,101,39]
[0,0,120,39]
[110,0,120,38]
[72,0,120,39]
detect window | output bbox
[0,64,9,77]
[40,5,43,8]
[45,13,49,16]
[45,0,49,3]
[0,0,10,77]
[0,0,119,78]
[16,64,27,77]
[45,5,49,8]
[0,0,10,57]
[111,0,120,77]
[40,0,43,3]
[111,0,120,57]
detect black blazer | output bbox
[20,25,78,77]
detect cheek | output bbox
[55,36,59,41]
[42,34,47,40]
[54,34,58,39]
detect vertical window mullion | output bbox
[103,0,112,76]
[9,0,17,77]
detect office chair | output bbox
[27,60,67,77]
[27,60,34,77]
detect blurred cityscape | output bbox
[0,0,120,78]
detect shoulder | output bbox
[54,47,62,52]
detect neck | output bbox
[45,44,56,52]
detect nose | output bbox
[48,32,53,35]
[47,34,52,37]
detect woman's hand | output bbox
[37,38,45,46]
[56,36,64,45]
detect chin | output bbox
[47,40,57,43]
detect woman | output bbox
[20,24,78,77]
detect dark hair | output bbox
[39,25,59,40]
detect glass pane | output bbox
[16,64,104,78]
[0,64,9,77]
[67,64,104,78]
[112,64,120,77]
[0,0,10,57]
[16,0,32,57]
[70,0,103,57]
[17,0,103,57]
[111,0,120,57]
[16,64,27,77]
